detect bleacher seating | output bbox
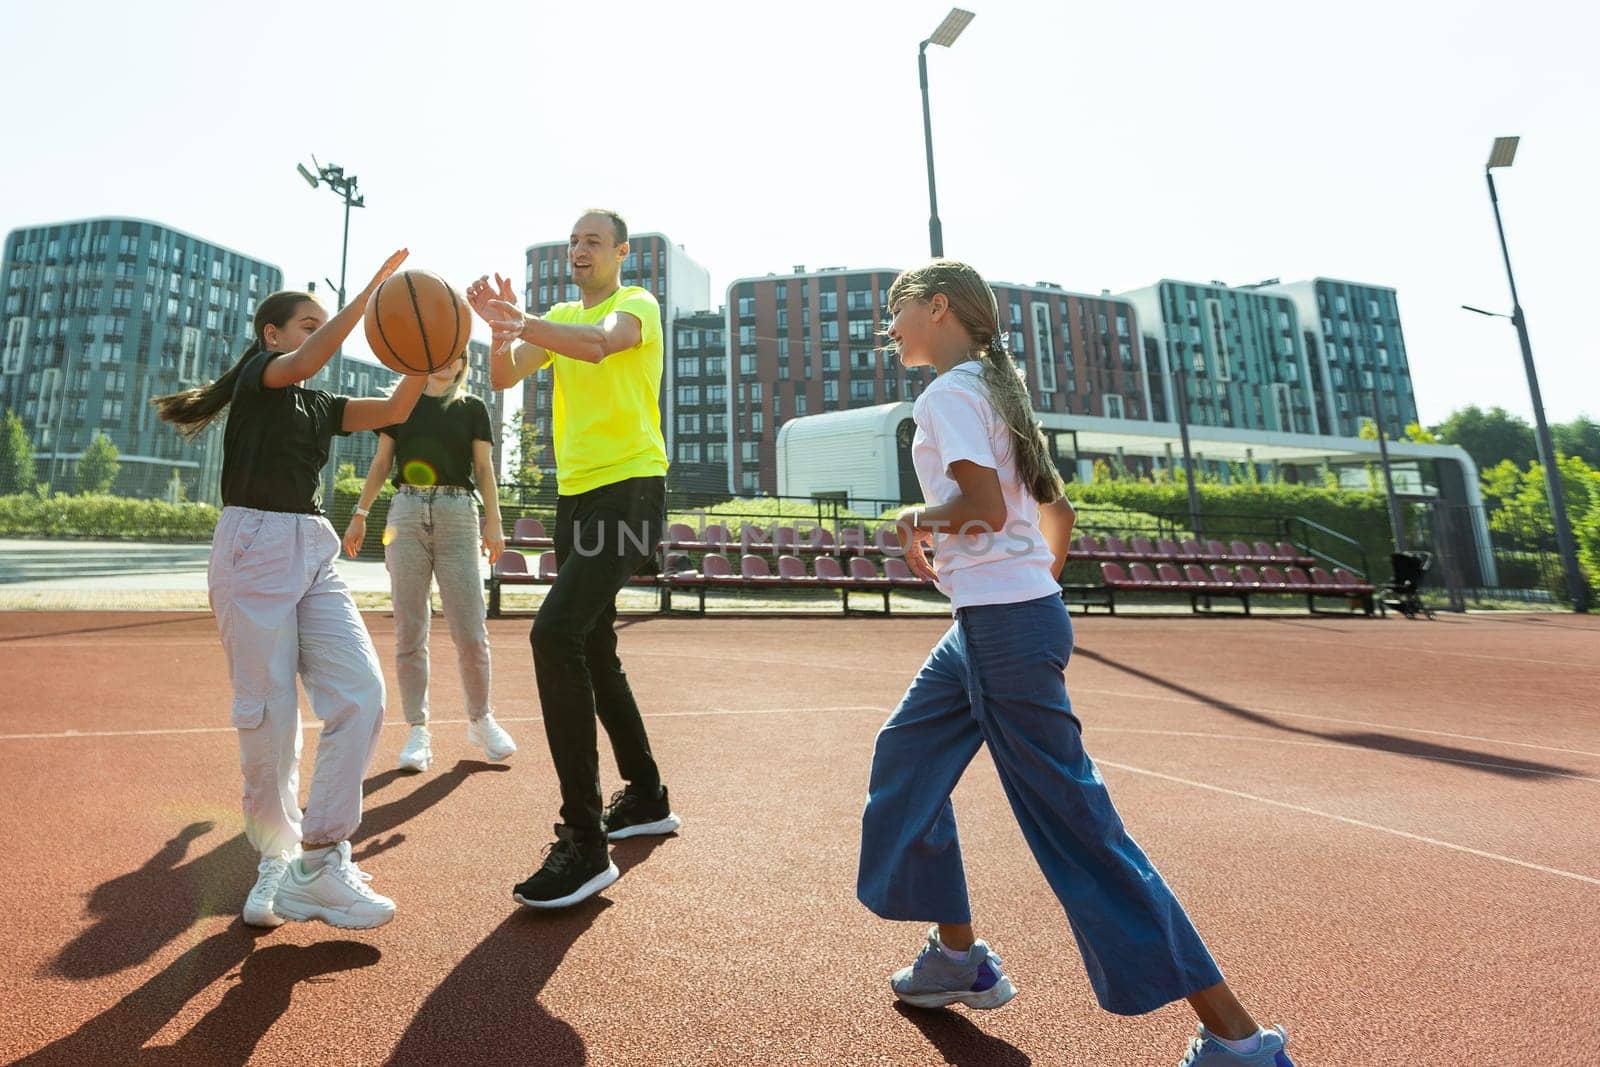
[491,517,1370,619]
[1097,556,1374,616]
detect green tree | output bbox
[0,410,37,495]
[1429,405,1536,472]
[1403,422,1437,444]
[508,410,544,500]
[1552,415,1600,468]
[76,432,121,494]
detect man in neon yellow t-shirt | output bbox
[468,209,681,910]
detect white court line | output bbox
[1096,758,1600,888]
[1073,686,1600,761]
[0,705,884,741]
[7,704,1595,888]
[1235,631,1600,672]
[1090,727,1600,784]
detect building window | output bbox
[795,394,808,416]
[740,325,755,346]
[823,380,838,402]
[741,353,758,376]
[739,296,754,318]
[677,385,701,406]
[741,442,759,464]
[677,356,701,378]
[707,442,726,463]
[851,379,875,402]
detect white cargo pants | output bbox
[209,506,386,859]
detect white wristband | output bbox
[353,506,370,517]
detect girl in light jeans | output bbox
[152,249,420,931]
[344,350,514,773]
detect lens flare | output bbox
[401,461,437,486]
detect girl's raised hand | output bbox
[364,249,410,296]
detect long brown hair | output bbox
[887,260,1063,504]
[150,290,318,440]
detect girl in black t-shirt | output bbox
[152,249,428,932]
[343,350,514,773]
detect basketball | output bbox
[363,269,472,375]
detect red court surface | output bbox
[2,610,1597,1066]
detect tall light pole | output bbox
[918,8,974,258]
[1351,297,1406,550]
[297,157,364,503]
[1476,136,1588,612]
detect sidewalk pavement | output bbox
[0,538,411,595]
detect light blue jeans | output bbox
[384,486,492,726]
[857,593,1224,1015]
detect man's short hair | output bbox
[580,208,628,244]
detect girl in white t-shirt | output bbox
[856,260,1293,1067]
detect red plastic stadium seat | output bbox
[1077,535,1106,559]
[1155,538,1183,560]
[537,552,558,580]
[1156,562,1185,586]
[1104,536,1135,559]
[1130,536,1158,559]
[1183,563,1217,588]
[1333,567,1375,594]
[874,527,903,554]
[1286,566,1312,587]
[495,549,528,576]
[883,557,927,587]
[1127,562,1160,585]
[704,524,731,549]
[777,555,813,582]
[812,555,848,585]
[1309,566,1338,588]
[807,527,836,551]
[1211,565,1238,586]
[666,522,698,546]
[513,517,546,541]
[772,526,798,553]
[1100,562,1132,587]
[839,526,867,552]
[1203,540,1230,562]
[1234,565,1263,587]
[848,557,889,585]
[1253,540,1279,562]
[1277,541,1314,566]
[1228,540,1256,562]
[740,554,777,582]
[1258,566,1289,589]
[1179,539,1207,559]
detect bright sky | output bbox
[3,0,1595,427]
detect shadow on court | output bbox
[48,760,508,981]
[1073,644,1581,781]
[384,834,673,1066]
[892,1001,1032,1066]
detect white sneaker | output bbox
[242,853,293,927]
[397,724,432,772]
[273,842,395,929]
[467,713,516,761]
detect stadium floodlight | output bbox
[928,8,975,47]
[918,9,976,256]
[1477,136,1588,611]
[296,162,319,189]
[1486,136,1519,170]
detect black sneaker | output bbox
[511,827,619,909]
[603,784,683,841]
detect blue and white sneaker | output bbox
[1178,1023,1295,1066]
[889,927,1018,1010]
